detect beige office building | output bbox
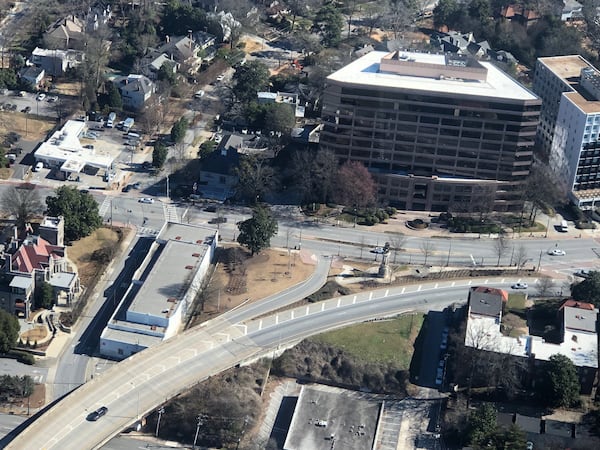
[320,51,541,212]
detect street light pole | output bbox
[156,406,165,437]
[193,414,204,450]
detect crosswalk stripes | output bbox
[163,204,180,223]
[98,196,111,218]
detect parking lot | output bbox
[26,116,152,190]
[0,90,64,118]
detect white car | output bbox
[138,198,154,204]
[511,282,528,290]
[216,74,225,82]
[33,161,43,172]
[36,93,46,101]
[193,90,205,99]
[548,248,566,256]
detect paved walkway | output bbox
[353,210,583,242]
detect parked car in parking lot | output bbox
[36,93,46,101]
[21,106,31,113]
[34,162,43,172]
[574,269,591,279]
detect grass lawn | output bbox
[310,313,424,368]
[507,293,527,311]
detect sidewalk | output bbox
[41,222,140,404]
[344,210,592,242]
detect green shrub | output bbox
[376,210,389,222]
[10,350,35,365]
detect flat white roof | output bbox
[466,309,598,368]
[10,276,33,290]
[35,120,113,171]
[128,239,207,319]
[327,51,538,101]
[101,327,162,348]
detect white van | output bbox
[34,162,43,172]
[127,132,140,140]
[559,220,568,232]
[106,112,116,128]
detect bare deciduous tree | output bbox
[537,277,555,297]
[420,240,435,266]
[513,244,528,273]
[0,186,43,229]
[494,234,509,266]
[389,234,407,264]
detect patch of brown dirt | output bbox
[0,384,46,415]
[20,326,47,342]
[0,112,55,142]
[197,246,315,320]
[68,227,124,286]
[52,82,80,97]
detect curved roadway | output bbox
[6,267,541,449]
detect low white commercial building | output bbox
[99,222,218,360]
[34,120,114,177]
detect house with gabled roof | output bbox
[112,74,155,111]
[156,35,204,74]
[45,15,86,50]
[0,217,80,317]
